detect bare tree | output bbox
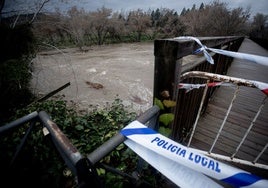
[29,0,49,24]
[127,9,151,41]
[32,6,126,47]
[250,13,268,38]
[10,0,50,28]
[32,11,69,45]
[65,6,89,49]
[106,11,126,42]
[180,7,202,36]
[181,1,250,36]
[88,7,112,45]
[225,7,250,35]
[154,8,185,37]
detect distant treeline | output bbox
[3,1,268,50]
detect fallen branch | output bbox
[36,82,71,102]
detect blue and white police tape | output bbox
[121,121,268,188]
[123,131,222,188]
[174,36,268,67]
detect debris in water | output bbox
[85,81,104,89]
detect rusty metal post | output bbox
[38,111,83,174]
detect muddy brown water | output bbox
[31,42,155,114]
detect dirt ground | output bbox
[30,42,155,114]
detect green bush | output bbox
[0,98,163,187]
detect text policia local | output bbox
[151,137,221,173]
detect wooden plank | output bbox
[204,104,268,131]
[197,112,267,147]
[195,122,266,154]
[211,98,265,118]
[193,130,257,161]
[203,95,268,133]
[190,39,268,174]
[191,131,268,164]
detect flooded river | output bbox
[30,42,154,114]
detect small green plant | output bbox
[154,98,176,137]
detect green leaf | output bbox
[97,168,106,176]
[158,126,172,137]
[163,100,176,108]
[116,143,125,151]
[154,98,164,110]
[75,125,84,130]
[159,113,174,126]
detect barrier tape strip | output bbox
[253,81,268,96]
[121,121,268,188]
[178,82,268,96]
[124,138,221,188]
[174,37,268,95]
[178,82,234,93]
[174,36,268,67]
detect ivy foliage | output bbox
[0,98,163,187]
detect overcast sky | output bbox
[3,0,268,17]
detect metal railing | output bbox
[0,105,160,187]
[153,36,244,140]
[179,71,267,171]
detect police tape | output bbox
[121,121,268,188]
[253,81,268,96]
[174,36,268,67]
[178,82,268,96]
[178,82,234,93]
[124,136,222,188]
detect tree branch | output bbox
[29,0,50,24]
